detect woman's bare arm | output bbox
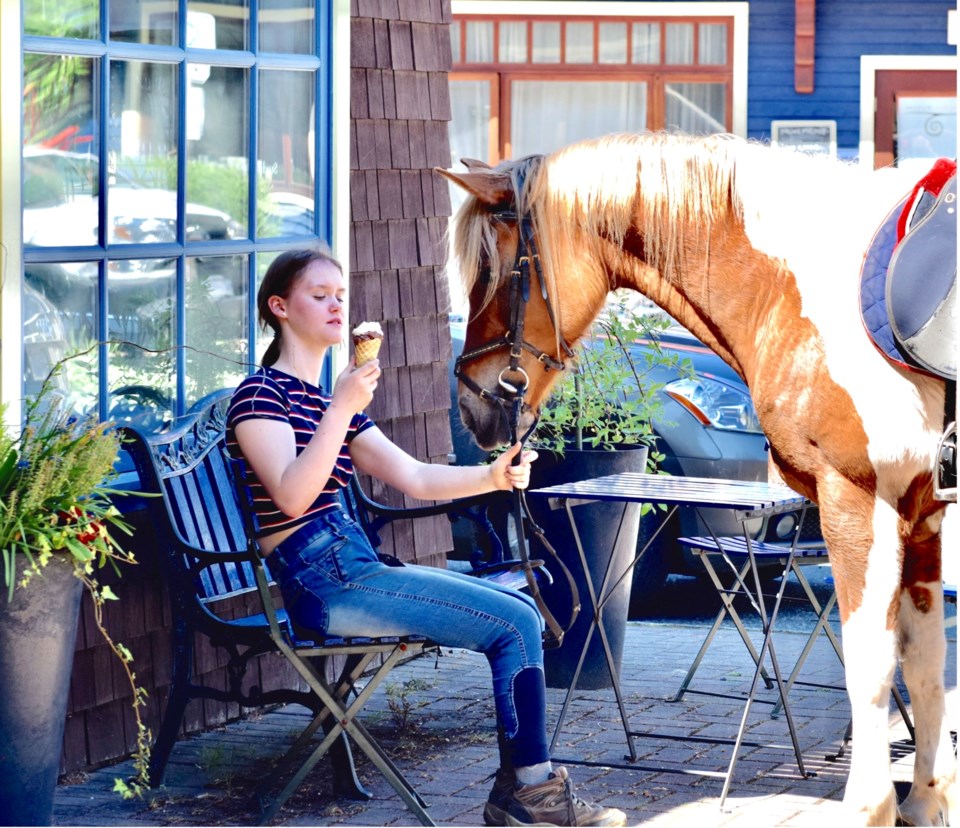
[350,427,536,501]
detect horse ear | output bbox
[434,167,514,206]
[460,158,493,171]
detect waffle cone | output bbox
[354,337,382,366]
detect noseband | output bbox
[454,209,574,445]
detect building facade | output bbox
[447,1,956,167]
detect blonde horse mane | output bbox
[531,133,748,293]
[450,132,862,331]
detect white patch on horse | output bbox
[841,499,902,824]
[738,149,943,483]
[897,579,957,825]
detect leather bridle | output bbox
[453,190,581,649]
[453,211,573,445]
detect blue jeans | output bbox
[269,507,550,769]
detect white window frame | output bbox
[1,1,24,418]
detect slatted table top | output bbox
[528,472,809,516]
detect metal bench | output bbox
[121,387,548,825]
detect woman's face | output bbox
[270,259,346,350]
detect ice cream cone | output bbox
[354,337,382,366]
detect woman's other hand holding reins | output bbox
[490,442,539,491]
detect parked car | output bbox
[22,146,242,250]
[447,315,823,602]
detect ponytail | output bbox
[261,335,282,367]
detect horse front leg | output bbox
[824,494,901,825]
[896,514,956,827]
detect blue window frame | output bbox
[21,0,334,432]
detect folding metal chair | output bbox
[225,452,437,824]
[672,535,837,711]
[676,534,915,745]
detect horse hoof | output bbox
[898,794,949,827]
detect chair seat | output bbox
[680,535,827,560]
[290,632,431,649]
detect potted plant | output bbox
[523,296,692,689]
[532,295,687,460]
[0,368,149,826]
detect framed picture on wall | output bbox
[770,120,837,156]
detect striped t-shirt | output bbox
[226,366,375,537]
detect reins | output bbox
[453,186,581,650]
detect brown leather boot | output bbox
[501,767,627,827]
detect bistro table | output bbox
[526,472,816,807]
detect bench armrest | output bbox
[347,478,510,570]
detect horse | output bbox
[438,132,956,827]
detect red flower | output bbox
[76,521,103,546]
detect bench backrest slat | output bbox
[123,389,261,607]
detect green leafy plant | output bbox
[533,295,694,466]
[0,364,150,798]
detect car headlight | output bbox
[664,375,763,434]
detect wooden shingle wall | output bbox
[349,0,456,569]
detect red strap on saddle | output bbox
[896,157,957,243]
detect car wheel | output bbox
[628,508,680,614]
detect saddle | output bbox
[860,157,956,381]
[859,158,957,502]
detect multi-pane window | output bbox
[21,0,332,431]
[449,15,734,164]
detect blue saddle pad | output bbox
[860,197,911,369]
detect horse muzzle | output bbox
[457,393,535,450]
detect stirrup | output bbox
[935,421,957,502]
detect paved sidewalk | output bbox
[54,618,955,827]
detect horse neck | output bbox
[607,225,782,383]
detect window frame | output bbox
[449,1,747,164]
[9,0,349,429]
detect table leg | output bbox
[719,541,811,809]
[770,566,841,718]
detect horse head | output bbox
[439,156,603,450]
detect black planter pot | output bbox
[526,444,648,690]
[0,555,83,827]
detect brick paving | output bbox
[54,617,956,827]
